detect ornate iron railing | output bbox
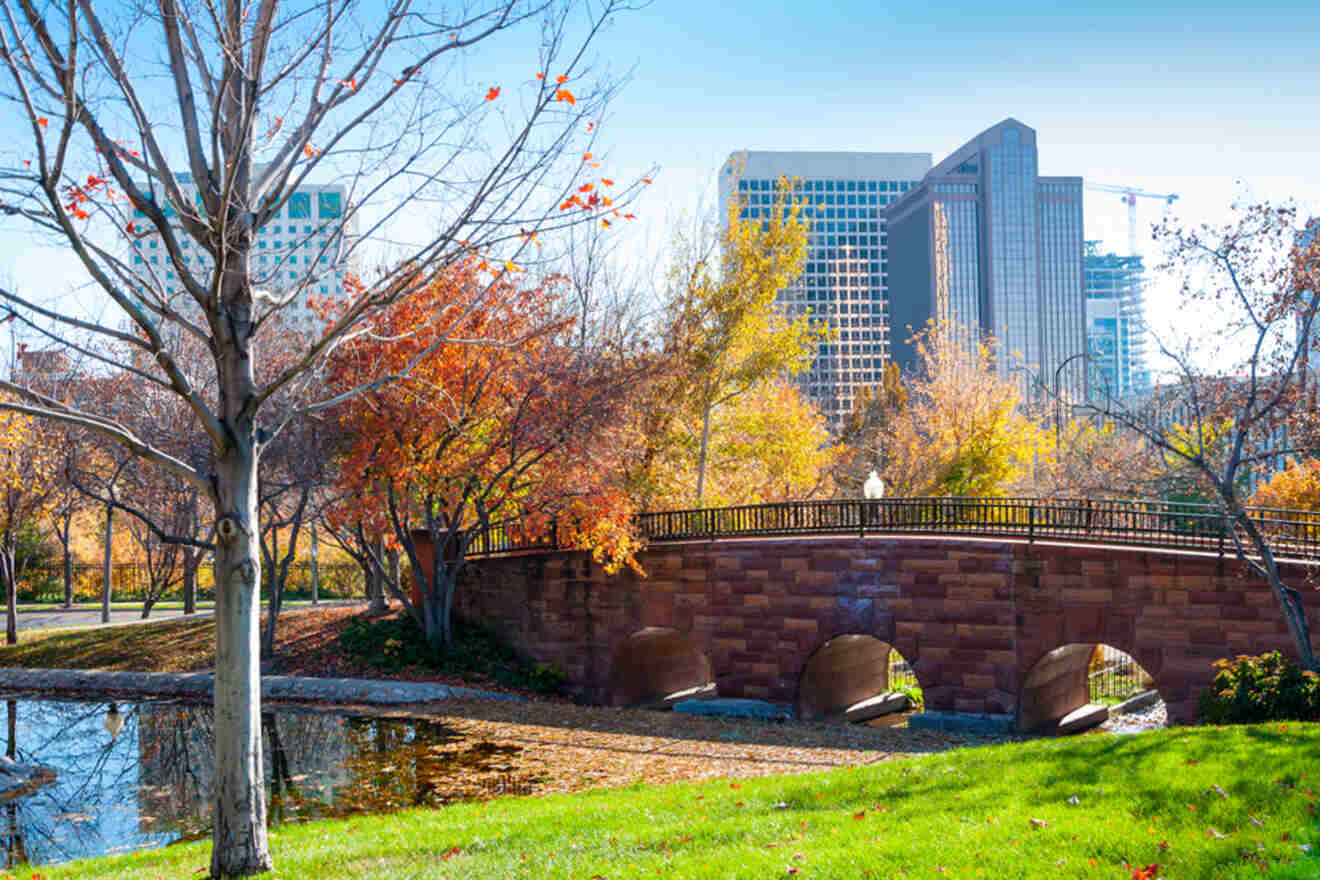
[467,497,1320,561]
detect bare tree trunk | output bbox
[61,518,74,608]
[183,550,198,615]
[309,524,319,606]
[388,546,400,607]
[367,535,387,615]
[3,545,16,646]
[101,507,113,625]
[211,445,271,878]
[695,403,713,507]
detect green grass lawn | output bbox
[33,722,1320,879]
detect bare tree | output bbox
[1085,205,1320,671]
[0,0,641,873]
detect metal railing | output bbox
[466,497,1320,561]
[1089,645,1153,704]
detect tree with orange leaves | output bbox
[329,258,642,649]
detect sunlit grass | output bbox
[33,722,1320,879]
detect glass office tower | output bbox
[718,151,932,422]
[885,119,1088,402]
[1084,243,1150,400]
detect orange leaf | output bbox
[582,152,593,160]
[485,86,500,101]
[601,219,610,228]
[642,177,652,184]
[578,183,593,193]
[555,89,576,105]
[504,259,519,273]
[601,178,614,186]
[340,78,358,90]
[37,117,48,128]
[535,73,545,80]
[304,143,319,158]
[624,213,636,220]
[556,75,569,84]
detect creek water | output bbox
[0,695,530,868]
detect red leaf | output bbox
[601,178,614,186]
[485,86,500,101]
[440,845,460,860]
[642,177,653,184]
[556,75,569,83]
[1131,865,1158,880]
[578,183,593,193]
[36,117,48,128]
[853,810,866,820]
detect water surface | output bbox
[0,695,531,868]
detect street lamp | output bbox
[863,470,885,500]
[1052,353,1091,447]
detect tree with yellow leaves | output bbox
[638,176,830,507]
[879,321,1051,498]
[1251,457,1320,511]
[0,408,58,643]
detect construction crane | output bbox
[1085,184,1179,257]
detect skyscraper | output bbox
[718,151,931,420]
[1084,242,1150,400]
[128,169,356,332]
[885,119,1088,402]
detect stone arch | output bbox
[796,634,915,721]
[1017,643,1160,734]
[607,627,715,708]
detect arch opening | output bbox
[607,627,715,708]
[1018,643,1160,735]
[796,634,917,722]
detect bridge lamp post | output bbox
[1052,353,1091,449]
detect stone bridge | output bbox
[454,532,1318,731]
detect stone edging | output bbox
[0,668,523,705]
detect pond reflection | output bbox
[0,696,533,868]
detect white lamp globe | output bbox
[863,471,885,500]
[104,703,125,740]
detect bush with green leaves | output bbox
[1198,651,1320,724]
[337,612,565,695]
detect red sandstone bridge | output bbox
[453,497,1320,733]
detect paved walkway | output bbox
[16,600,360,631]
[0,667,521,705]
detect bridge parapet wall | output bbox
[457,535,1318,724]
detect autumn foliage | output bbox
[329,259,642,646]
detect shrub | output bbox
[1198,651,1320,724]
[337,612,566,695]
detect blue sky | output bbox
[2,0,1318,344]
[587,0,1320,339]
